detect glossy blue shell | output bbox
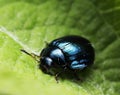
[40,36,95,73]
[50,36,94,70]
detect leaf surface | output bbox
[0,0,120,95]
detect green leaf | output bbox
[0,0,120,95]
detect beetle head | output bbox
[39,57,53,74]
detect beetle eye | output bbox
[39,57,53,73]
[39,64,48,74]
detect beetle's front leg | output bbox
[55,72,61,83]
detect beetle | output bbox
[21,35,95,82]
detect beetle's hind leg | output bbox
[73,70,83,82]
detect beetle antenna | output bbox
[21,49,40,62]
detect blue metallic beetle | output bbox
[21,35,95,81]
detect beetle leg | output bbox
[55,72,61,83]
[73,72,80,80]
[44,41,49,46]
[55,66,67,83]
[73,70,83,81]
